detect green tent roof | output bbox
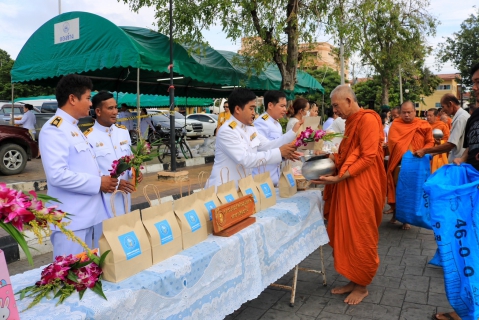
[12,11,324,98]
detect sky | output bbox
[0,0,477,76]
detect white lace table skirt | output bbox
[11,189,329,320]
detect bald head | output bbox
[400,101,415,123]
[330,85,359,119]
[440,93,460,116]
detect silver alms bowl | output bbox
[301,155,336,180]
[432,129,444,139]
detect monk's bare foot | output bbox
[344,285,368,305]
[389,218,397,224]
[434,311,461,320]
[402,223,411,230]
[384,208,394,214]
[331,281,355,295]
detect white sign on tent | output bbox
[54,18,80,44]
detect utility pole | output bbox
[399,66,403,104]
[339,0,345,85]
[58,0,61,14]
[168,0,177,172]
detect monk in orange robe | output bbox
[387,101,434,229]
[439,108,452,129]
[313,85,386,305]
[427,108,450,141]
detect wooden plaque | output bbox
[212,195,256,237]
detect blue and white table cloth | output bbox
[11,190,329,319]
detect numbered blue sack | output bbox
[424,163,479,320]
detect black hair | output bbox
[326,107,334,118]
[24,104,33,110]
[470,63,479,78]
[141,108,147,115]
[263,91,287,110]
[440,93,460,106]
[380,112,387,125]
[92,90,114,110]
[55,74,93,108]
[427,108,439,116]
[228,88,256,112]
[287,98,309,117]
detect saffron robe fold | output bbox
[323,110,386,287]
[387,118,434,204]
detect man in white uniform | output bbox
[208,88,302,187]
[39,74,118,258]
[14,104,36,139]
[86,91,143,248]
[253,90,288,185]
[118,103,134,131]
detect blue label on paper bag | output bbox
[184,210,201,232]
[204,201,216,221]
[286,173,296,187]
[224,194,235,203]
[118,231,141,260]
[245,188,258,203]
[260,183,273,198]
[154,220,173,245]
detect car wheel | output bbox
[0,143,28,175]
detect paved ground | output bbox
[7,209,449,320]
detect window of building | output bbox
[435,103,441,108]
[437,85,451,90]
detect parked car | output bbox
[186,113,218,136]
[0,125,39,175]
[0,103,25,125]
[153,110,203,139]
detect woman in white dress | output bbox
[139,108,156,140]
[286,98,310,132]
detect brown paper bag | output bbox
[141,185,182,264]
[279,161,297,198]
[216,167,239,204]
[253,161,276,210]
[174,180,208,249]
[195,171,221,235]
[99,190,152,283]
[236,164,261,212]
[143,183,161,207]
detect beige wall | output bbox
[419,78,458,113]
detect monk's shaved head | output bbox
[330,85,360,119]
[400,101,416,123]
[330,85,358,102]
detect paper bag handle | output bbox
[198,171,207,189]
[256,159,267,174]
[110,190,129,218]
[177,176,191,198]
[143,184,161,206]
[236,164,247,179]
[220,167,230,184]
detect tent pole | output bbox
[10,82,14,125]
[169,0,177,172]
[137,68,141,137]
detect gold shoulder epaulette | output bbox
[84,127,93,136]
[50,116,63,128]
[262,114,269,121]
[229,121,237,129]
[115,124,127,130]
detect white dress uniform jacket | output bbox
[15,110,36,136]
[252,113,284,185]
[39,108,106,231]
[207,116,296,187]
[86,121,133,219]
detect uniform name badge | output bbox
[250,132,257,141]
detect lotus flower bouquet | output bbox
[16,249,110,310]
[109,139,156,187]
[0,183,88,266]
[294,127,343,149]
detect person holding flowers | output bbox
[85,91,143,247]
[39,75,118,258]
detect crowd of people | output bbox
[31,60,479,319]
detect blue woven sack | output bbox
[395,151,432,229]
[424,164,479,320]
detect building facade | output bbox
[419,74,461,112]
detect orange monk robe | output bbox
[387,118,434,205]
[323,110,386,287]
[430,119,450,142]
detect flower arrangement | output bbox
[16,249,110,310]
[294,127,343,147]
[0,183,85,266]
[109,138,156,187]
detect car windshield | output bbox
[174,112,185,119]
[209,114,218,120]
[151,114,170,122]
[3,107,23,115]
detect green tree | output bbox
[0,49,54,100]
[302,66,342,107]
[437,7,479,89]
[120,0,329,92]
[346,0,437,105]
